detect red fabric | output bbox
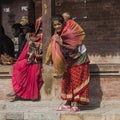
[12,42,43,100]
[61,62,90,104]
[35,17,42,34]
[61,20,85,47]
[51,20,85,75]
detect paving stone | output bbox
[6,112,24,120]
[115,114,120,120]
[0,112,6,120]
[0,100,120,120]
[24,112,60,120]
[0,103,6,110]
[61,114,83,120]
[83,114,105,120]
[106,114,120,120]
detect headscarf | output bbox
[35,17,42,35]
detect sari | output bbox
[12,18,43,100]
[46,20,90,104]
[12,41,43,100]
[61,61,90,104]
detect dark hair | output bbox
[52,14,65,24]
[51,14,65,35]
[23,23,35,33]
[12,23,23,33]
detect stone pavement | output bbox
[0,100,120,120]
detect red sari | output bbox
[46,20,90,104]
[61,62,90,104]
[12,41,43,100]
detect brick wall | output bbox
[0,64,120,106]
[35,1,42,19]
[56,0,120,64]
[1,0,120,64]
[2,0,29,38]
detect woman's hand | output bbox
[52,34,63,46]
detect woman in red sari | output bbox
[45,14,90,111]
[7,17,43,101]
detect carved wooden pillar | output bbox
[42,0,55,62]
[28,0,35,24]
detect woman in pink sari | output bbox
[7,18,43,101]
[46,14,90,111]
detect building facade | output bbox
[0,0,120,64]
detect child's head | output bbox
[62,12,71,22]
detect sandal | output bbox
[56,105,71,111]
[71,106,79,112]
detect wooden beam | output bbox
[42,0,55,62]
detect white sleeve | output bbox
[78,44,86,54]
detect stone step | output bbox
[0,100,120,120]
[0,65,12,78]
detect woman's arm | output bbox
[62,44,76,50]
[26,33,38,42]
[53,34,77,50]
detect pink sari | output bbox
[12,42,43,100]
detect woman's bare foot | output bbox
[9,95,20,102]
[6,92,15,97]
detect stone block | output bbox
[61,114,83,120]
[106,114,120,120]
[0,112,6,120]
[6,112,24,120]
[0,65,12,77]
[83,114,105,120]
[24,112,60,120]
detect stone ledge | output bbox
[91,72,120,76]
[0,64,120,104]
[0,100,120,120]
[0,64,120,78]
[0,65,12,78]
[90,64,120,76]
